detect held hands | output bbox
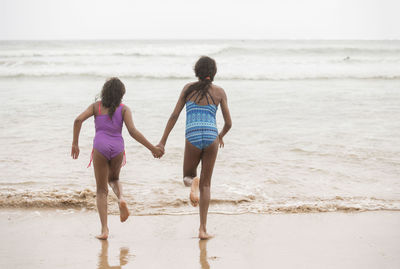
[71,144,80,159]
[152,144,165,158]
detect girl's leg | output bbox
[108,152,129,222]
[183,139,202,206]
[93,149,110,240]
[198,139,219,239]
[183,139,202,186]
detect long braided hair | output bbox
[100,77,126,118]
[184,56,217,102]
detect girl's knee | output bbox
[183,169,196,178]
[97,186,108,195]
[108,176,119,182]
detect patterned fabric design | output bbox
[185,101,218,149]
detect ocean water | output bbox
[0,40,399,215]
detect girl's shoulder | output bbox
[121,103,130,115]
[182,81,197,91]
[211,83,224,92]
[92,101,100,116]
[210,84,227,101]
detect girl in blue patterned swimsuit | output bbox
[158,56,232,239]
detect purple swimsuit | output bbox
[87,102,125,167]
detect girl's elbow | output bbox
[74,118,82,125]
[226,121,232,129]
[170,112,180,121]
[128,128,137,138]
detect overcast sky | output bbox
[1,0,399,40]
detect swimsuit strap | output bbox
[207,92,217,105]
[205,93,210,105]
[193,91,203,103]
[187,90,216,105]
[98,101,101,115]
[186,90,198,102]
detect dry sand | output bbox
[0,210,399,268]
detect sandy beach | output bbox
[0,41,399,268]
[2,0,400,267]
[1,210,399,268]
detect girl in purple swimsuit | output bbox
[71,77,164,240]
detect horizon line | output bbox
[1,38,400,42]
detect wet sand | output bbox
[0,210,399,268]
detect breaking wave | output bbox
[1,190,399,215]
[1,72,399,81]
[1,45,400,58]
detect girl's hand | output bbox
[156,143,165,153]
[218,135,224,148]
[152,146,164,158]
[71,144,80,159]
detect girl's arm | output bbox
[71,103,95,159]
[123,105,163,157]
[157,86,187,149]
[218,88,232,148]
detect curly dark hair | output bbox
[184,56,217,101]
[101,77,126,117]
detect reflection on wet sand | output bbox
[98,240,130,269]
[199,239,210,269]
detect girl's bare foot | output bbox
[190,177,200,207]
[199,228,213,240]
[96,228,109,240]
[119,200,130,223]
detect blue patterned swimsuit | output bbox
[185,91,218,150]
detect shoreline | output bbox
[2,188,399,215]
[1,74,400,81]
[1,206,400,216]
[1,209,399,268]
